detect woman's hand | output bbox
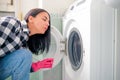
[32,58,54,72]
[38,58,54,68]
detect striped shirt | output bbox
[0,16,30,57]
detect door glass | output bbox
[68,28,83,71]
[43,33,57,57]
[32,32,57,61]
[32,26,64,69]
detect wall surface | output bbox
[42,0,75,15]
[90,0,120,80]
[14,0,75,19]
[115,9,120,80]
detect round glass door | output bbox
[32,26,64,71]
[67,28,83,71]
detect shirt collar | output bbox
[21,20,30,35]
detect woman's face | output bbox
[28,12,50,35]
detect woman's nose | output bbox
[46,21,49,26]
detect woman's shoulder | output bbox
[0,16,22,32]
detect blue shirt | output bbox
[0,16,29,57]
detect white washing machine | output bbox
[62,0,91,80]
[40,0,91,80]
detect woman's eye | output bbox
[42,18,46,21]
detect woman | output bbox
[0,8,53,80]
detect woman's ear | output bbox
[28,16,34,23]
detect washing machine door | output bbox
[38,25,65,70]
[63,19,84,80]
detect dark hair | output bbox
[24,8,51,55]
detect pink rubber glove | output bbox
[32,58,54,72]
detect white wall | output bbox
[90,0,115,80]
[42,0,75,15]
[115,9,120,80]
[14,0,40,20]
[14,0,75,20]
